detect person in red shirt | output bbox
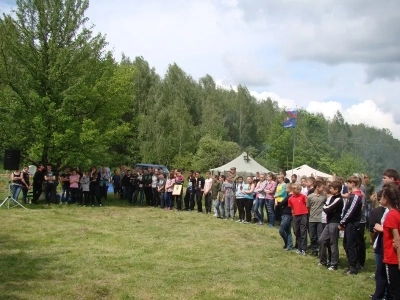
[375,182,400,299]
[289,183,309,255]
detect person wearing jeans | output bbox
[279,184,293,250]
[264,173,277,228]
[222,175,235,219]
[242,176,255,224]
[11,168,25,202]
[253,174,267,225]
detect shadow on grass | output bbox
[0,233,56,299]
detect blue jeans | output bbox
[279,215,293,249]
[164,192,173,208]
[12,185,22,201]
[61,187,70,203]
[265,199,275,226]
[254,198,265,223]
[215,200,225,218]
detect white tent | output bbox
[285,164,333,180]
[210,152,273,177]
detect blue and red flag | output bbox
[283,109,297,128]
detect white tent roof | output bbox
[285,164,333,180]
[210,152,272,175]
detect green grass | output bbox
[0,195,376,300]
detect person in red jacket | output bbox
[289,183,309,255]
[376,182,400,299]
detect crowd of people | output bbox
[8,163,400,299]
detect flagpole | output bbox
[291,106,297,174]
[292,126,296,173]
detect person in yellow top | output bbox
[274,174,287,225]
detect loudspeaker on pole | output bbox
[3,150,21,171]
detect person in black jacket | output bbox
[32,164,44,204]
[369,191,387,300]
[89,167,102,207]
[143,169,152,206]
[194,171,205,212]
[121,170,132,202]
[184,170,195,211]
[339,176,363,275]
[318,180,344,270]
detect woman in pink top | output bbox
[164,173,175,210]
[69,169,80,204]
[264,172,277,228]
[253,174,267,225]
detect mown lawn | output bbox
[0,200,375,300]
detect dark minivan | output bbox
[134,163,169,177]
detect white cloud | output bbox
[250,91,296,109]
[307,101,342,119]
[305,99,400,139]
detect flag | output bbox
[283,109,297,128]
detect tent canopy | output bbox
[210,152,272,177]
[285,164,333,180]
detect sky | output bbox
[1,0,400,139]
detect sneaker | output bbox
[99,204,102,207]
[327,266,338,271]
[268,224,274,228]
[296,250,301,254]
[243,221,250,224]
[213,213,217,217]
[257,222,263,226]
[301,250,307,256]
[284,248,292,251]
[317,263,327,267]
[346,270,357,275]
[236,219,242,223]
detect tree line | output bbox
[0,0,399,185]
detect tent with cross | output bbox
[209,152,273,177]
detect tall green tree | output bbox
[0,0,133,168]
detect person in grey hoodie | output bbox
[80,171,90,206]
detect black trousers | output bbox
[293,214,308,252]
[184,188,191,210]
[175,193,183,210]
[81,191,89,205]
[386,264,400,300]
[189,192,195,210]
[275,202,282,223]
[195,191,203,212]
[237,198,245,220]
[343,222,359,272]
[356,223,366,266]
[44,184,56,204]
[70,188,80,204]
[144,187,152,205]
[152,188,158,206]
[32,184,42,204]
[90,185,102,205]
[244,199,253,222]
[205,193,212,213]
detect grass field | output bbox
[0,193,376,300]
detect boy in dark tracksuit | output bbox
[339,176,363,275]
[318,180,344,270]
[194,171,205,212]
